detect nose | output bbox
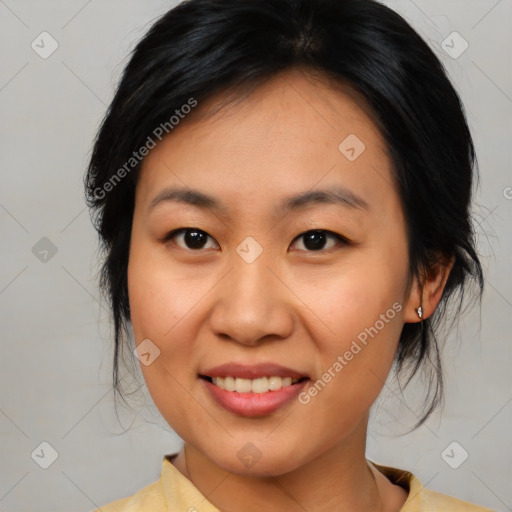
[208,247,294,347]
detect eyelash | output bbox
[162,228,351,253]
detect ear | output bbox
[403,254,455,323]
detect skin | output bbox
[127,68,453,512]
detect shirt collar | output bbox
[161,454,221,512]
[370,461,423,511]
[161,455,422,512]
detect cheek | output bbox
[127,234,207,341]
[293,243,408,411]
[127,236,198,399]
[293,251,407,348]
[127,240,207,428]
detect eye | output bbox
[163,228,219,250]
[290,230,349,252]
[162,228,349,252]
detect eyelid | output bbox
[162,228,220,249]
[162,227,351,252]
[289,230,351,252]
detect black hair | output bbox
[84,0,484,428]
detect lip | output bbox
[200,362,308,380]
[201,377,309,417]
[199,362,310,417]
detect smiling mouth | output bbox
[199,375,309,393]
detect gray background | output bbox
[0,1,510,511]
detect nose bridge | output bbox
[233,240,274,303]
[229,236,279,317]
[209,237,293,345]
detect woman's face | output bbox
[127,69,418,475]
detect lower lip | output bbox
[202,378,309,417]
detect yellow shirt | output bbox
[94,455,495,511]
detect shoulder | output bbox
[92,478,166,512]
[415,487,495,511]
[421,488,494,512]
[370,461,495,512]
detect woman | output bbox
[85,0,492,510]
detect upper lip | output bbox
[200,363,309,380]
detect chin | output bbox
[203,438,308,477]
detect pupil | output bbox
[185,230,206,249]
[183,230,327,250]
[304,231,326,251]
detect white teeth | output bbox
[224,376,236,391]
[210,376,300,392]
[213,377,224,388]
[251,377,268,394]
[235,378,252,393]
[268,376,282,391]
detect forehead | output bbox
[135,68,395,217]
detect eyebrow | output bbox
[147,185,371,217]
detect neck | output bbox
[173,417,386,512]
